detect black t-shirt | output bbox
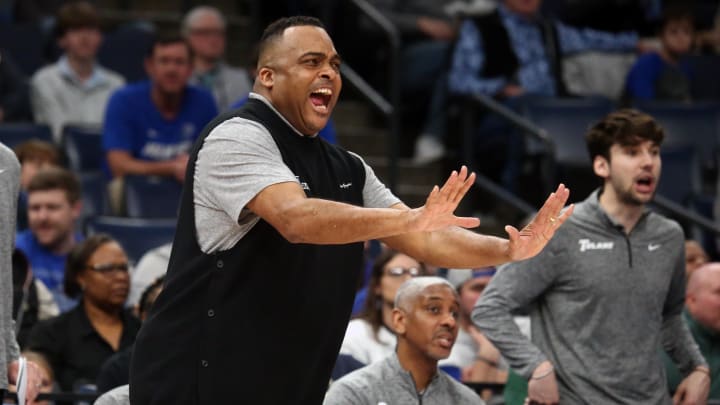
[27,303,140,392]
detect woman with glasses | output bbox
[25,234,141,394]
[339,249,425,367]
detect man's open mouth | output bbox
[309,87,332,113]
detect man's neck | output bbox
[193,57,219,75]
[598,188,645,234]
[47,233,76,256]
[151,86,184,120]
[396,345,437,393]
[66,54,95,82]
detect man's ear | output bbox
[593,155,609,179]
[392,308,406,335]
[257,66,274,89]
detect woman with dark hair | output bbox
[339,248,425,365]
[26,234,140,393]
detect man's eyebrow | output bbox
[299,51,342,63]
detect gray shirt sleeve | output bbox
[472,247,562,378]
[194,119,400,254]
[661,247,708,375]
[323,379,371,405]
[1,143,21,385]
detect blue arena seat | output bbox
[79,172,108,221]
[124,175,183,219]
[62,125,104,172]
[656,145,702,206]
[0,123,53,149]
[84,216,176,264]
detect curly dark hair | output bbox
[64,234,115,298]
[585,109,665,163]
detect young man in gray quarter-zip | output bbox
[473,109,710,405]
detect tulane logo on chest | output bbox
[578,238,614,252]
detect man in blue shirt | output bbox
[15,167,83,312]
[103,35,218,213]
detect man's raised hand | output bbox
[409,166,480,233]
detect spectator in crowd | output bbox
[340,249,425,365]
[625,7,695,101]
[448,0,642,191]
[30,1,125,141]
[12,249,59,349]
[1,142,44,403]
[15,167,83,312]
[445,268,507,388]
[96,276,164,394]
[183,6,252,110]
[0,49,33,122]
[13,140,61,231]
[664,262,720,401]
[474,109,710,404]
[685,239,709,278]
[103,35,217,214]
[26,234,140,393]
[324,277,483,404]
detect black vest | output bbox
[471,11,567,96]
[130,98,366,404]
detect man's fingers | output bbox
[455,216,480,229]
[453,170,475,205]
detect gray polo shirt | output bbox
[193,93,400,253]
[473,189,707,404]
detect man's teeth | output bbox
[313,88,332,95]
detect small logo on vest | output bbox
[578,239,614,252]
[339,182,352,189]
[295,176,310,191]
[648,243,661,252]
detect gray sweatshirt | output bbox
[0,142,21,390]
[323,353,484,405]
[473,190,707,404]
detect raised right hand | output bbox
[407,166,480,233]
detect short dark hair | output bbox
[64,234,115,298]
[660,6,694,33]
[27,166,81,204]
[145,34,193,60]
[258,16,325,61]
[13,140,60,165]
[585,109,665,163]
[55,1,101,38]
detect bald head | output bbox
[182,6,225,36]
[686,262,720,333]
[394,277,456,312]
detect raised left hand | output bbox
[505,184,573,261]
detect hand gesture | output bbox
[673,368,710,405]
[526,361,559,405]
[506,184,573,261]
[409,166,480,233]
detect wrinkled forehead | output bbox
[417,284,459,305]
[277,25,337,56]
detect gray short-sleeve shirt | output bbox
[193,94,400,253]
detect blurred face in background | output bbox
[60,27,102,62]
[685,240,709,278]
[146,42,193,96]
[27,189,80,251]
[186,11,226,62]
[662,19,694,57]
[376,253,423,305]
[77,241,130,311]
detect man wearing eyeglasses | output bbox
[182,6,252,110]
